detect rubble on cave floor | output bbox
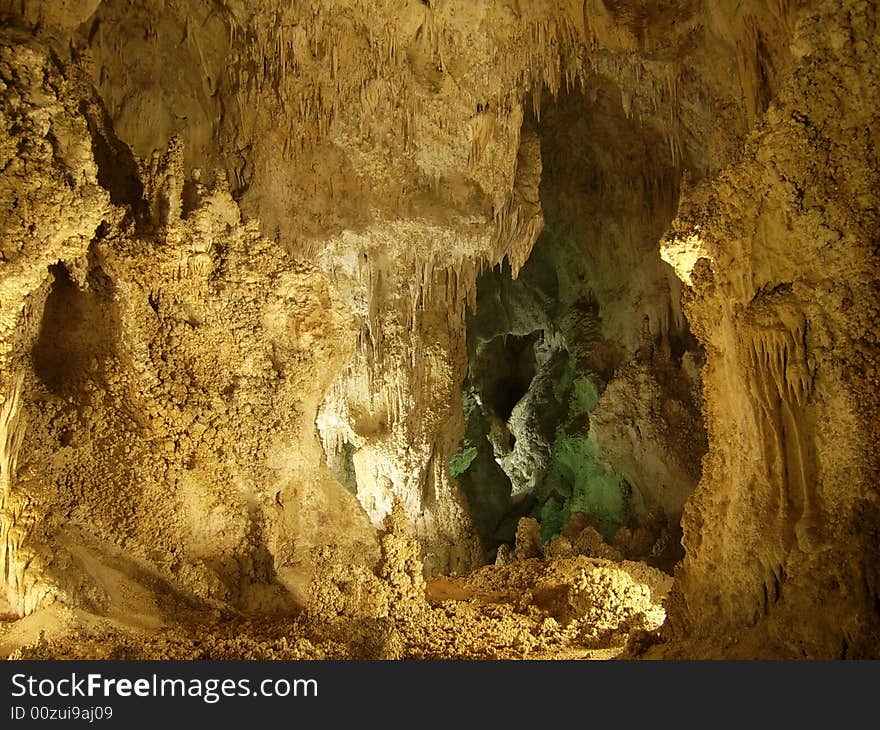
[3,510,670,660]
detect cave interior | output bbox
[0,0,877,660]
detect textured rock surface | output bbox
[7,511,671,660]
[0,37,376,616]
[0,0,877,658]
[658,1,880,658]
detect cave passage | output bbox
[453,87,708,569]
[33,262,116,396]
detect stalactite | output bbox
[744,315,820,566]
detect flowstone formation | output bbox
[658,2,880,658]
[0,0,878,659]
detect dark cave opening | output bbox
[453,85,707,569]
[32,263,115,396]
[327,440,360,496]
[477,332,541,423]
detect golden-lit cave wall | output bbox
[661,1,880,657]
[0,36,377,615]
[0,35,111,614]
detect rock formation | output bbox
[0,0,877,658]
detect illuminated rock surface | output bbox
[0,0,877,658]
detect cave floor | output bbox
[1,552,670,660]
